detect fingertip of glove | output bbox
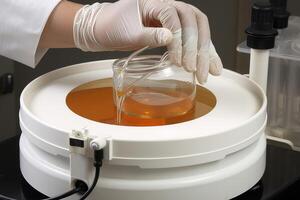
[195,54,210,84]
[196,68,208,85]
[184,66,196,73]
[197,75,208,85]
[209,56,223,76]
[182,56,197,72]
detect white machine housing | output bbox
[19,60,267,200]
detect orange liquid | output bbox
[66,79,216,126]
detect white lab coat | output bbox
[0,0,61,67]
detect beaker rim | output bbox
[113,55,171,74]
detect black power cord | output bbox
[0,194,15,200]
[79,149,104,200]
[0,149,104,200]
[0,180,87,200]
[44,181,88,200]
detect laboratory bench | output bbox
[0,136,300,200]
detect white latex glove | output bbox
[73,0,223,83]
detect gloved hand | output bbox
[73,0,223,83]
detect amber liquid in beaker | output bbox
[66,78,216,126]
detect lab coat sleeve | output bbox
[0,0,62,68]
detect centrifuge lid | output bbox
[20,60,267,168]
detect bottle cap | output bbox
[270,0,290,29]
[246,2,278,49]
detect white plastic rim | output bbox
[20,133,266,200]
[19,60,267,168]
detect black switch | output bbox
[70,138,85,148]
[0,73,13,94]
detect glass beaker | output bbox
[113,55,196,126]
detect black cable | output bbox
[79,149,103,200]
[0,149,103,200]
[79,165,100,200]
[44,181,88,200]
[44,187,81,200]
[0,194,15,200]
[0,179,88,200]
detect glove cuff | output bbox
[73,3,105,52]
